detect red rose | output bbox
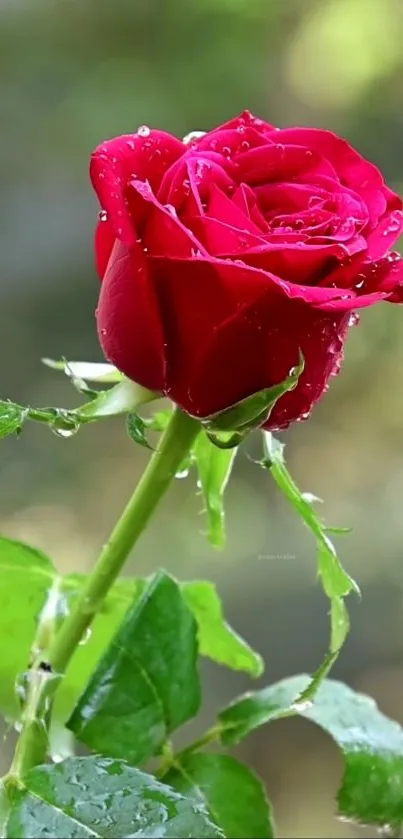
[91,111,403,430]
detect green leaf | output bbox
[0,537,142,723]
[1,756,223,838]
[76,379,155,421]
[219,675,403,830]
[182,581,263,677]
[68,572,201,764]
[262,432,358,690]
[0,537,261,725]
[201,353,304,435]
[192,432,237,548]
[126,412,152,449]
[166,753,274,838]
[0,401,27,439]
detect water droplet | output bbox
[137,125,151,137]
[191,247,203,257]
[221,145,232,157]
[100,328,107,336]
[79,627,92,646]
[126,139,136,150]
[292,698,313,712]
[164,203,177,216]
[98,210,108,222]
[349,312,359,327]
[387,250,401,263]
[52,426,77,439]
[383,211,403,236]
[297,410,312,422]
[183,130,206,144]
[240,140,250,152]
[354,274,366,290]
[176,467,189,480]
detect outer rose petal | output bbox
[143,256,356,418]
[97,239,166,391]
[187,281,350,428]
[95,219,115,279]
[90,130,185,245]
[206,109,276,134]
[273,127,383,191]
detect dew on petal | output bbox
[98,210,108,222]
[137,124,151,137]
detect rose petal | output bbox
[207,109,277,134]
[148,255,236,401]
[95,218,116,279]
[90,130,185,245]
[236,144,338,186]
[97,239,166,391]
[366,209,403,258]
[130,178,208,258]
[187,277,350,426]
[273,127,383,190]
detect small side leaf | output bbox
[219,675,403,830]
[182,581,263,678]
[166,753,274,838]
[126,412,152,449]
[0,402,27,439]
[192,432,237,548]
[262,432,358,692]
[2,756,223,838]
[67,572,201,764]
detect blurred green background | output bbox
[1,0,403,835]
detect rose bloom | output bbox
[91,111,403,430]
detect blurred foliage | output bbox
[1,0,403,835]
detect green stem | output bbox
[8,405,200,777]
[49,406,199,673]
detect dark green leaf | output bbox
[192,432,237,548]
[0,536,261,724]
[166,753,274,838]
[0,401,27,439]
[219,675,403,829]
[182,581,263,677]
[201,353,304,434]
[68,572,201,764]
[2,756,223,838]
[126,412,152,449]
[262,432,358,689]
